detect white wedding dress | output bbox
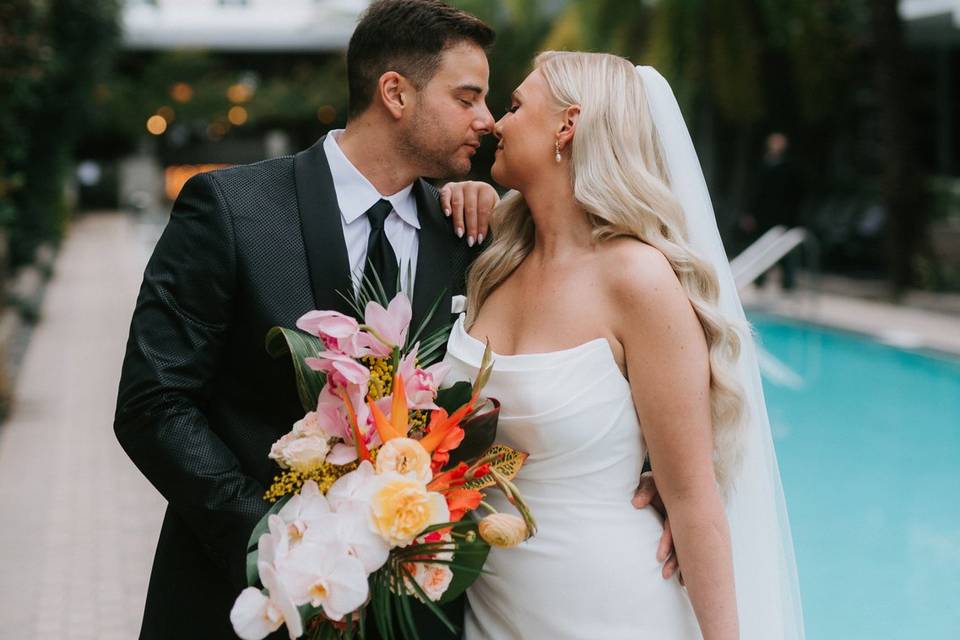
[443,314,702,640]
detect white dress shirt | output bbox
[323,130,420,297]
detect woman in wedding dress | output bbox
[442,52,804,639]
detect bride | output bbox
[442,52,804,639]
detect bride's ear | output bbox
[557,105,581,149]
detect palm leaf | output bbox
[265,327,326,413]
[398,565,459,636]
[406,289,449,349]
[415,324,455,366]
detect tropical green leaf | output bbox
[435,381,473,414]
[265,326,326,413]
[438,519,490,605]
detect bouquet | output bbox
[230,281,535,640]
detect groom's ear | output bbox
[557,105,581,149]
[378,71,409,120]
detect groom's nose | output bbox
[473,103,495,136]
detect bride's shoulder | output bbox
[598,238,701,347]
[598,237,681,300]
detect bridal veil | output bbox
[635,65,805,639]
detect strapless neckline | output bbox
[449,314,625,380]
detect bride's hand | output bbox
[632,471,684,584]
[439,181,498,247]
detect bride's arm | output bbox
[611,244,738,640]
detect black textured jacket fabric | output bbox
[115,137,481,639]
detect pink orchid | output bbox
[312,402,349,441]
[297,310,370,357]
[305,352,371,387]
[361,294,412,357]
[397,345,452,410]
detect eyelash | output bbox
[460,99,473,107]
[506,104,519,114]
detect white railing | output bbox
[730,226,819,290]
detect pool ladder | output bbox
[730,225,820,292]
[732,226,820,389]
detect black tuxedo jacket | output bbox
[115,137,481,639]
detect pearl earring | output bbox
[555,139,562,163]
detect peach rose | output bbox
[369,475,449,547]
[375,437,432,484]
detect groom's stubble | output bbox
[397,104,472,181]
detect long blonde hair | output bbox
[466,51,745,493]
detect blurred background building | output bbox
[0,1,957,638]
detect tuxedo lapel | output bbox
[411,179,455,337]
[294,136,356,317]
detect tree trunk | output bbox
[870,0,929,296]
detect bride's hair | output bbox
[466,51,745,494]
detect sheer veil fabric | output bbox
[635,66,805,639]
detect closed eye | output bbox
[505,104,519,114]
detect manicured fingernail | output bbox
[477,233,484,244]
[456,227,464,238]
[444,208,451,217]
[468,236,475,247]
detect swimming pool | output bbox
[750,313,960,639]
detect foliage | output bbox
[0,0,122,267]
[93,50,349,154]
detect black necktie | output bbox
[362,199,399,300]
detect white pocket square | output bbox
[451,295,466,314]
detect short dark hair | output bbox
[346,0,495,120]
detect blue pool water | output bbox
[750,314,960,639]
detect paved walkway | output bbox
[0,212,165,639]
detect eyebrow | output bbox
[456,84,485,95]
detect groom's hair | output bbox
[346,0,495,120]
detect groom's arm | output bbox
[114,172,268,589]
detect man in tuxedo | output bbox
[114,1,498,637]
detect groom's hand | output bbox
[632,471,684,584]
[440,181,498,247]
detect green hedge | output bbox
[0,0,120,268]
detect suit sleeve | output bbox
[114,172,268,589]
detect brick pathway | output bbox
[0,212,165,638]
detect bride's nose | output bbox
[493,121,504,141]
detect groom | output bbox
[115,1,500,637]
